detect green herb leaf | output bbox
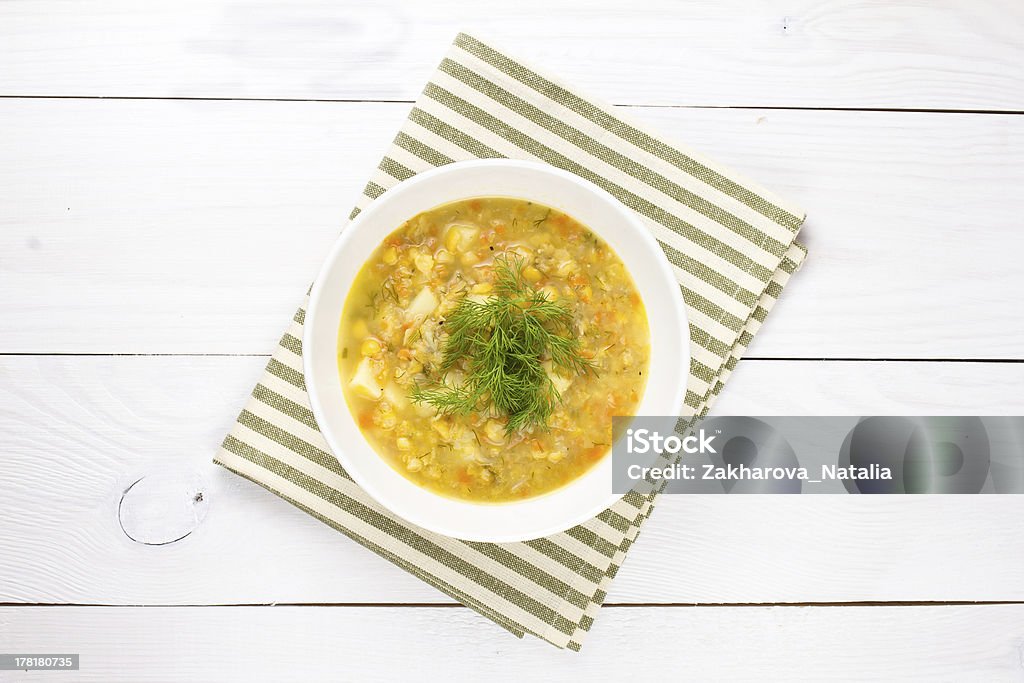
[410,253,595,433]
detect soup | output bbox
[338,197,649,502]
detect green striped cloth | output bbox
[214,33,806,650]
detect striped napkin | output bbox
[214,32,806,650]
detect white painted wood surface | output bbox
[3,99,1023,357]
[2,0,1023,678]
[4,605,1024,681]
[1,0,1023,110]
[2,356,1023,605]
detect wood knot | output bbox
[118,472,210,545]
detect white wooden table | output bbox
[2,2,1024,680]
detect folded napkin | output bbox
[214,32,806,650]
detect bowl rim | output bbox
[304,159,690,542]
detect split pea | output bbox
[360,338,382,357]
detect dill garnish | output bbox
[532,208,552,228]
[381,280,400,304]
[410,253,595,432]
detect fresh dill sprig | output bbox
[410,253,595,432]
[532,208,552,228]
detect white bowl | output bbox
[305,159,690,542]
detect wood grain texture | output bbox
[1,0,1022,110]
[1,356,1022,606]
[2,605,1023,680]
[2,99,1022,357]
[1,0,1022,672]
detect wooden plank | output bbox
[1,1,1023,110]
[2,605,1022,679]
[714,360,1024,415]
[1,99,1022,357]
[1,355,1022,606]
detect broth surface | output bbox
[339,197,649,502]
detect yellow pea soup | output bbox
[338,197,650,502]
